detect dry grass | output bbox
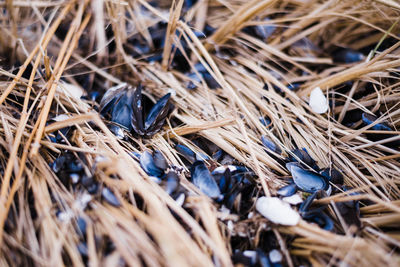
[0,0,400,266]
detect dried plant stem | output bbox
[205,0,278,50]
[161,0,184,70]
[301,59,400,97]
[0,1,399,266]
[0,1,74,106]
[31,11,91,156]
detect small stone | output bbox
[309,87,328,114]
[256,197,300,226]
[269,249,283,263]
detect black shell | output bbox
[140,151,165,178]
[361,113,392,131]
[164,171,180,195]
[131,84,145,135]
[320,167,344,185]
[143,92,172,136]
[190,161,221,198]
[153,150,168,170]
[361,113,400,147]
[100,84,173,137]
[185,63,220,89]
[99,84,126,116]
[287,163,328,193]
[111,89,135,131]
[176,144,196,163]
[288,148,319,171]
[303,211,334,231]
[332,48,364,63]
[102,187,121,207]
[261,135,281,154]
[277,183,297,197]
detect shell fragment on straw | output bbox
[57,82,84,99]
[309,87,328,114]
[256,197,300,226]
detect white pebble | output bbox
[69,173,80,184]
[309,87,328,114]
[269,249,283,263]
[247,211,254,219]
[256,197,300,226]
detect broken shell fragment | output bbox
[282,193,303,205]
[256,197,300,226]
[309,87,328,114]
[320,167,344,185]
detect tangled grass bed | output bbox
[0,0,400,266]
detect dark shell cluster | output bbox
[31,2,399,265]
[125,19,215,74]
[44,27,386,267]
[39,35,396,267]
[49,132,277,264]
[261,140,362,231]
[131,144,257,213]
[100,84,174,138]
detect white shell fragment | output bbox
[219,205,231,220]
[149,176,161,184]
[175,193,185,207]
[58,193,92,223]
[212,165,237,175]
[75,193,92,210]
[282,193,303,205]
[167,88,176,97]
[256,197,300,226]
[309,87,328,114]
[57,82,84,99]
[227,220,234,231]
[52,114,69,122]
[269,249,283,263]
[243,250,257,264]
[57,210,73,222]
